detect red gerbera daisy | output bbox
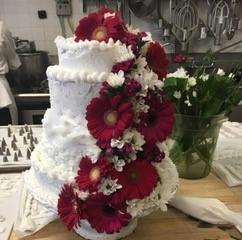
[75,9,125,42]
[57,184,83,230]
[75,156,110,192]
[111,160,159,202]
[86,95,133,144]
[137,95,174,143]
[146,42,169,79]
[173,52,186,63]
[85,193,131,234]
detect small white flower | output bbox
[75,189,89,200]
[132,130,145,151]
[129,152,137,161]
[141,32,152,42]
[200,74,209,81]
[184,98,192,106]
[173,91,181,99]
[167,67,188,79]
[133,98,149,113]
[126,25,140,34]
[135,56,147,70]
[188,77,197,86]
[192,91,197,97]
[107,71,125,87]
[99,178,122,195]
[229,73,235,79]
[111,156,126,172]
[104,12,116,19]
[111,138,125,149]
[123,129,145,151]
[217,68,225,76]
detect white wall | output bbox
[0,0,84,55]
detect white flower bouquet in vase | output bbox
[164,58,242,179]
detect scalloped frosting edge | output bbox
[55,36,127,52]
[46,65,109,83]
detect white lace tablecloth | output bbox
[213,121,242,186]
[0,173,22,240]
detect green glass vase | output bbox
[169,114,226,179]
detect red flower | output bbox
[75,9,125,42]
[57,184,83,230]
[99,81,110,96]
[173,53,186,63]
[111,59,134,74]
[111,160,159,202]
[143,142,165,163]
[75,156,110,192]
[121,31,139,51]
[123,78,141,97]
[85,193,131,233]
[146,42,169,79]
[86,95,133,144]
[137,95,174,143]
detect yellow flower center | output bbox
[104,111,118,126]
[92,26,107,42]
[89,167,101,182]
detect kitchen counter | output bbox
[9,173,242,240]
[14,93,50,105]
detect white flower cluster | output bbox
[107,70,125,87]
[99,177,122,195]
[110,129,146,166]
[166,67,197,106]
[167,67,188,79]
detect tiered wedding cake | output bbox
[22,8,179,240]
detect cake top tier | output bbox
[47,7,168,84]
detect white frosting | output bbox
[55,36,134,74]
[41,108,101,168]
[48,78,100,117]
[47,65,109,83]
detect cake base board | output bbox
[75,219,138,240]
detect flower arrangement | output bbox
[57,8,178,235]
[163,65,242,117]
[163,56,242,179]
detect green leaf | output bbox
[201,97,224,117]
[164,77,178,87]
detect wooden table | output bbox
[10,174,242,240]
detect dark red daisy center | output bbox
[104,110,118,126]
[102,204,117,217]
[146,111,158,126]
[128,170,140,182]
[92,26,107,41]
[89,166,101,182]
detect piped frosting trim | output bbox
[56,36,126,52]
[47,65,109,83]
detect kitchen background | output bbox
[0,0,242,124]
[1,0,242,55]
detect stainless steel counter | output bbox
[14,93,50,105]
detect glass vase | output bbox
[169,114,226,179]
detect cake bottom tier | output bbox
[75,219,138,240]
